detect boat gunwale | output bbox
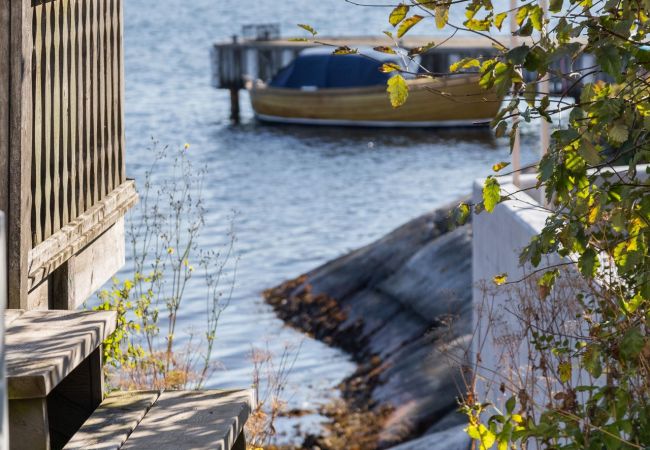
[250,73,484,97]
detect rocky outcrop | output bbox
[264,200,473,449]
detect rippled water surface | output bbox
[120,0,541,443]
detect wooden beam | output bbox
[28,179,137,291]
[8,0,34,309]
[5,310,117,399]
[0,0,9,216]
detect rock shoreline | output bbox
[264,200,474,449]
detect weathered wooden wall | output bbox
[2,0,135,310]
[31,0,126,247]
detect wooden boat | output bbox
[248,48,502,127]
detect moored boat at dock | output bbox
[248,48,502,127]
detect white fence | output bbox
[471,165,648,423]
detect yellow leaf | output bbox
[494,12,508,30]
[588,205,600,224]
[492,161,510,172]
[493,273,508,286]
[387,75,409,108]
[389,3,410,26]
[297,23,317,36]
[373,46,396,54]
[435,5,449,29]
[397,15,423,38]
[558,361,572,383]
[379,63,401,73]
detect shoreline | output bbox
[264,200,473,449]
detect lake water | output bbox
[120,0,541,444]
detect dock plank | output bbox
[5,310,117,399]
[63,391,159,450]
[122,389,255,450]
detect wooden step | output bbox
[5,309,117,450]
[64,389,255,450]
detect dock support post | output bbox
[229,88,240,124]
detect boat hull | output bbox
[249,75,502,127]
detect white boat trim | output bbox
[255,113,490,128]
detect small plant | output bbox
[96,141,237,391]
[246,342,301,449]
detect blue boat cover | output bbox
[269,48,401,89]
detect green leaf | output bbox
[452,202,471,226]
[621,327,645,360]
[578,248,600,278]
[494,120,507,138]
[389,4,410,26]
[386,74,409,108]
[483,176,501,212]
[397,15,423,38]
[492,161,510,172]
[538,269,560,288]
[549,0,563,12]
[297,24,317,36]
[582,345,602,378]
[595,45,621,78]
[507,46,530,65]
[288,37,309,42]
[578,138,601,165]
[529,5,544,31]
[609,123,629,144]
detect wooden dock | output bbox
[211,32,595,122]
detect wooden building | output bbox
[1,1,253,449]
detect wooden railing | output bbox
[31,0,125,246]
[1,0,137,310]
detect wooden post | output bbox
[8,0,34,310]
[8,398,49,450]
[0,213,7,450]
[0,0,9,217]
[230,87,241,124]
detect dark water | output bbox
[120,0,541,444]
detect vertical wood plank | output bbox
[103,0,114,194]
[52,0,62,235]
[43,0,52,241]
[117,0,125,181]
[90,0,99,206]
[60,0,70,227]
[8,0,34,309]
[75,0,85,215]
[31,5,43,246]
[67,0,78,221]
[110,0,120,188]
[97,0,106,200]
[82,0,92,211]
